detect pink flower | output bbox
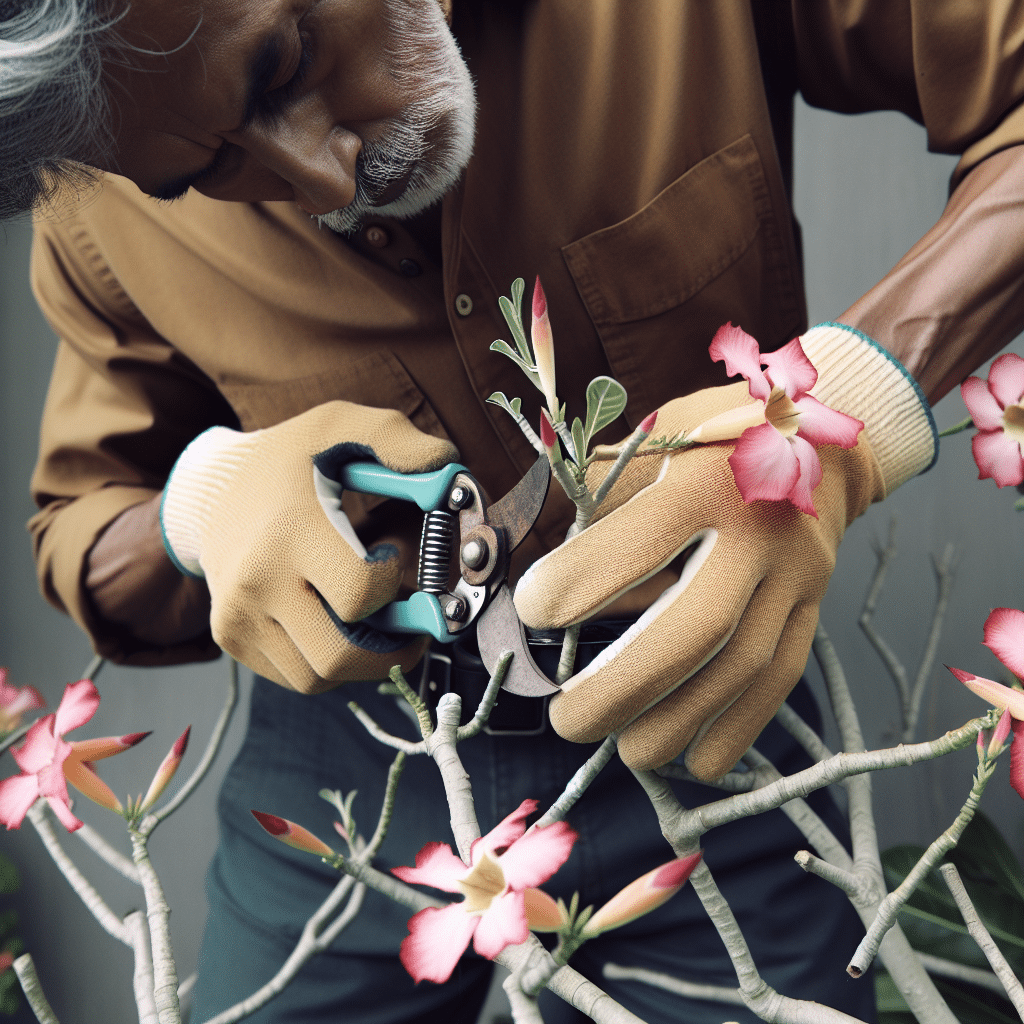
[693,324,863,517]
[0,668,45,735]
[961,353,1024,487]
[392,799,577,984]
[0,680,145,831]
[581,853,702,937]
[251,810,338,859]
[949,607,1024,798]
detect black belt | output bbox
[418,619,638,736]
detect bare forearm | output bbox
[840,145,1024,404]
[86,493,212,646]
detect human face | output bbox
[102,0,475,230]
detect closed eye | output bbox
[253,31,316,125]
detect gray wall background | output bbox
[0,98,1022,1023]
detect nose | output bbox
[239,115,362,215]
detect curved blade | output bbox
[477,585,560,696]
[485,454,550,554]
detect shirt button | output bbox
[365,225,389,248]
[455,293,473,317]
[399,258,422,277]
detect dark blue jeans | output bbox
[190,675,875,1024]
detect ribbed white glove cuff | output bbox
[160,426,261,578]
[801,322,937,496]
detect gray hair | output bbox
[0,0,115,219]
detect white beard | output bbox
[317,0,476,235]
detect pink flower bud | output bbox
[0,951,12,974]
[540,409,557,450]
[70,732,150,762]
[333,820,349,842]
[531,277,558,417]
[949,666,1024,720]
[63,758,123,814]
[523,887,567,933]
[139,726,190,811]
[640,410,658,435]
[581,853,702,937]
[989,709,1013,758]
[251,810,336,859]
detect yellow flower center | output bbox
[1003,403,1024,442]
[457,851,507,914]
[765,387,801,438]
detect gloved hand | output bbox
[160,401,458,692]
[515,324,937,778]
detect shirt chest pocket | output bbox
[561,134,805,425]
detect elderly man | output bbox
[7,0,1024,1021]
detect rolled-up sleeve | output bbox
[794,0,1024,183]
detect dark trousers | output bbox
[190,672,875,1024]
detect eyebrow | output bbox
[149,35,284,201]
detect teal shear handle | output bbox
[339,462,468,511]
[340,461,471,642]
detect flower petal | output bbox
[988,353,1024,410]
[1,684,45,717]
[786,434,824,517]
[46,795,83,832]
[709,323,771,403]
[972,430,1024,487]
[792,395,863,449]
[948,666,1024,719]
[1010,718,1024,800]
[762,337,817,400]
[392,841,467,893]
[728,423,801,504]
[473,890,529,960]
[0,773,40,829]
[399,903,477,984]
[499,820,577,890]
[961,376,1006,430]
[523,887,566,932]
[11,716,58,775]
[53,680,100,737]
[983,608,1024,680]
[473,799,537,861]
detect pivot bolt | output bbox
[461,538,489,570]
[448,485,472,509]
[443,596,467,621]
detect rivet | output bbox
[455,293,473,316]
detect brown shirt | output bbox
[28,0,1024,663]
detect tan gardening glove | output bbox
[160,402,457,692]
[515,324,937,778]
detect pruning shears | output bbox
[338,455,561,697]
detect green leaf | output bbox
[487,392,519,418]
[498,278,531,362]
[0,858,17,896]
[570,418,587,466]
[583,377,627,446]
[511,396,522,416]
[489,340,540,386]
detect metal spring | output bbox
[418,510,455,593]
